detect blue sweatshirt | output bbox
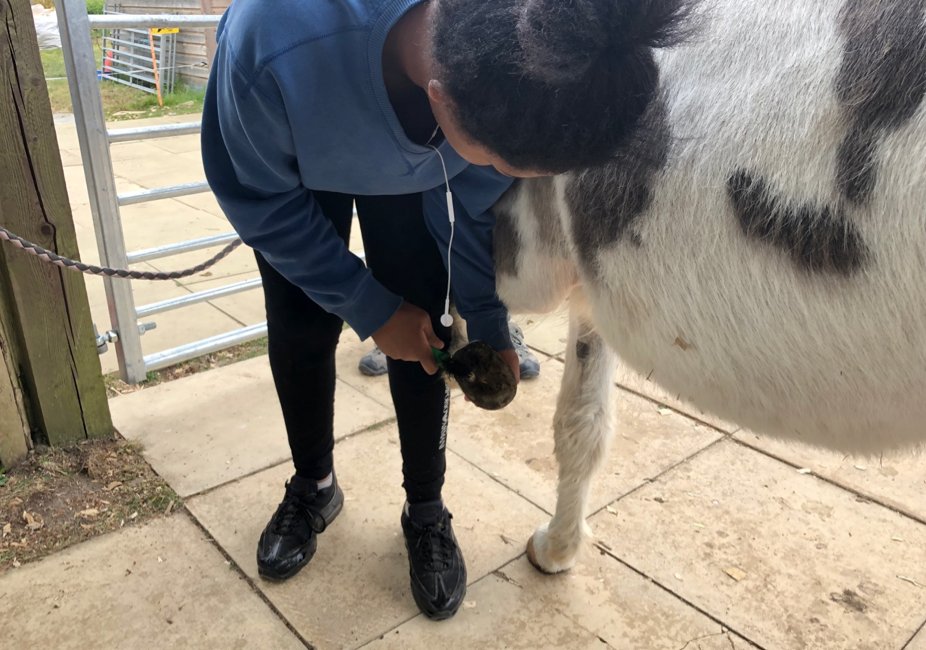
[201,0,514,351]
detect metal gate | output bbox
[100,12,178,96]
[56,0,266,383]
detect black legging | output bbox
[255,191,452,504]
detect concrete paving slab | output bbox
[367,553,758,650]
[449,357,723,515]
[185,271,265,325]
[85,276,251,376]
[909,626,926,650]
[53,115,80,151]
[62,163,91,207]
[171,276,405,411]
[175,191,229,219]
[154,244,259,286]
[336,333,399,409]
[186,425,548,649]
[57,146,83,168]
[614,363,739,433]
[501,554,759,650]
[111,356,393,497]
[111,149,205,188]
[0,514,305,650]
[82,257,170,313]
[365,571,605,650]
[74,209,168,287]
[63,163,148,211]
[592,439,926,650]
[86,269,222,375]
[72,214,102,264]
[735,430,926,523]
[110,139,183,163]
[149,133,203,156]
[513,309,569,358]
[129,302,246,369]
[119,200,227,251]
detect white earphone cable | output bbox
[430,144,455,328]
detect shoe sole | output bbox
[257,486,345,582]
[411,586,466,621]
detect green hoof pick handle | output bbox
[431,342,518,411]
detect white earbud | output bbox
[431,144,455,328]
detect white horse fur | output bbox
[491,0,926,573]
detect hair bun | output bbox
[516,0,609,84]
[516,0,697,85]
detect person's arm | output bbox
[201,55,402,341]
[423,167,515,353]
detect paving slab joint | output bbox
[180,505,318,650]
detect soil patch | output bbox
[0,437,180,573]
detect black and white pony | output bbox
[491,0,926,573]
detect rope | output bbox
[0,224,243,281]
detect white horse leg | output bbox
[527,299,616,573]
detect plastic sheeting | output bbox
[32,4,61,50]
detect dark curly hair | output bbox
[431,0,696,173]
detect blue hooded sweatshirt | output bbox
[201,0,514,351]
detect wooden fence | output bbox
[107,0,228,87]
[0,0,112,468]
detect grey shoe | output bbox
[358,346,388,376]
[509,322,540,380]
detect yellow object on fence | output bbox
[146,28,179,106]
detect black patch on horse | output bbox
[574,322,604,377]
[526,177,566,253]
[728,170,868,276]
[565,94,672,275]
[575,339,591,361]
[836,0,926,205]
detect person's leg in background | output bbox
[354,193,466,620]
[254,191,354,581]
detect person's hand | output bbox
[498,348,520,384]
[372,302,445,375]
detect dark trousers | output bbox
[255,192,452,504]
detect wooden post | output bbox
[0,0,112,465]
[201,0,218,69]
[0,311,30,467]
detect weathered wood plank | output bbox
[0,0,112,447]
[0,306,30,468]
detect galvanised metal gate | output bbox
[100,12,178,96]
[56,0,266,383]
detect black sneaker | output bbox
[257,473,343,581]
[401,501,467,620]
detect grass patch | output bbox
[0,437,181,573]
[41,42,205,120]
[104,337,269,397]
